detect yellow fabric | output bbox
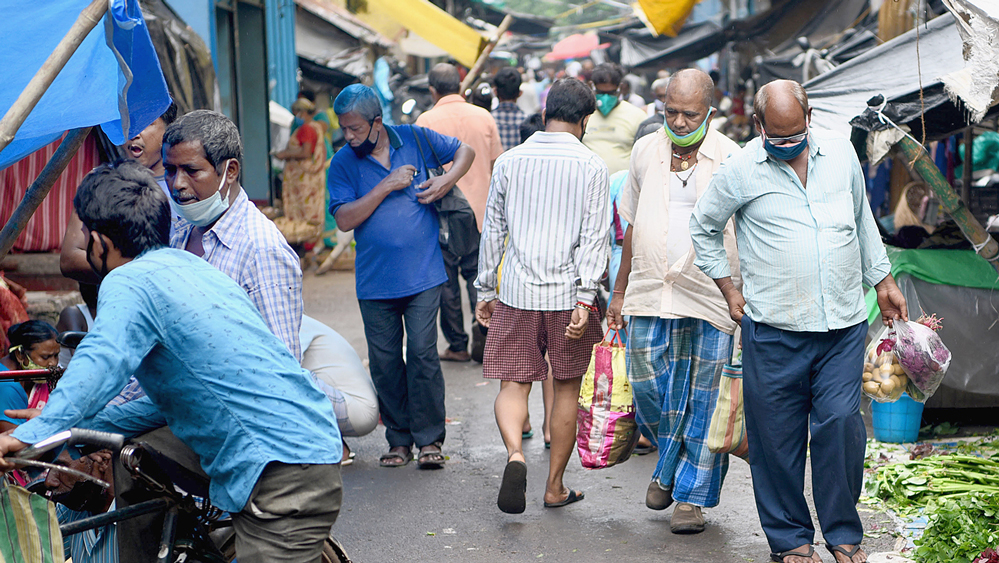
[365,0,485,67]
[707,365,749,460]
[581,101,648,176]
[632,0,700,37]
[578,337,633,412]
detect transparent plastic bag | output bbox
[862,325,909,403]
[890,319,951,402]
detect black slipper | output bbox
[497,460,527,514]
[543,488,584,508]
[771,545,815,562]
[417,444,446,469]
[826,543,863,563]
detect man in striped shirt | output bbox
[690,80,908,563]
[475,78,610,514]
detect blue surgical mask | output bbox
[172,159,234,227]
[763,131,809,161]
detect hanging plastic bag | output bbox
[576,330,639,469]
[862,315,951,403]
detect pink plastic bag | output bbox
[890,318,951,402]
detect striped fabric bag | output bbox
[707,364,750,460]
[0,480,64,563]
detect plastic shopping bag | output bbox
[862,324,909,403]
[0,480,64,563]
[863,315,951,403]
[576,330,639,469]
[707,364,749,460]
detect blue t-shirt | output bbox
[13,248,340,513]
[327,125,461,300]
[0,365,29,427]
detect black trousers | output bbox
[439,240,478,352]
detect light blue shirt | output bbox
[13,248,340,512]
[689,132,891,332]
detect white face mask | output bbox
[172,159,234,227]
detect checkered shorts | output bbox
[482,302,603,382]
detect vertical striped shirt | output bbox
[690,131,891,332]
[171,190,304,360]
[57,503,117,563]
[476,131,611,310]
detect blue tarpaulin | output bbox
[0,0,170,170]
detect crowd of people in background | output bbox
[0,49,914,563]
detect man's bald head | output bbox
[665,69,713,112]
[428,63,461,97]
[753,80,809,131]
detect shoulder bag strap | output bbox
[418,125,445,169]
[410,125,429,178]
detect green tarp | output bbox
[866,246,999,324]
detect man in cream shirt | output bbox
[606,69,741,535]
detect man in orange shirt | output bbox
[416,63,504,362]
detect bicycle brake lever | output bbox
[4,458,110,489]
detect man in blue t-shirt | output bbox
[327,84,473,469]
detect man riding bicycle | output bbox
[0,161,343,563]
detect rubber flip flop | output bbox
[826,544,863,563]
[497,460,527,514]
[543,488,585,508]
[522,430,534,439]
[771,545,815,562]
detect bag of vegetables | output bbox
[862,314,951,403]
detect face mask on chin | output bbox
[665,107,714,147]
[171,159,235,227]
[350,121,380,158]
[10,346,46,370]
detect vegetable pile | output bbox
[869,452,999,563]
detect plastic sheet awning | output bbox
[0,0,171,170]
[804,13,965,138]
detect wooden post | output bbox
[0,128,92,262]
[459,15,515,95]
[895,135,999,274]
[0,0,106,154]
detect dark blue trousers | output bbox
[358,285,446,449]
[741,316,867,554]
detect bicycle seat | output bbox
[130,427,211,499]
[57,331,87,349]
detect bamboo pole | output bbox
[0,0,106,154]
[895,135,999,274]
[0,127,92,262]
[459,15,515,95]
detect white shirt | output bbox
[476,131,611,310]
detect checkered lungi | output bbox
[483,302,603,382]
[627,316,734,507]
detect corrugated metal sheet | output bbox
[267,0,298,107]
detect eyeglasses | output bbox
[764,129,808,145]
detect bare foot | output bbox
[829,545,866,563]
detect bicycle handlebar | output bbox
[13,428,125,461]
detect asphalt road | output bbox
[303,268,897,563]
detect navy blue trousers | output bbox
[741,316,867,554]
[358,285,446,449]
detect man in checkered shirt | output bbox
[491,67,527,152]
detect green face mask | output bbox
[664,107,714,147]
[595,93,619,117]
[10,345,46,370]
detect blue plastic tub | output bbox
[871,392,925,443]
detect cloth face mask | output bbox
[665,107,714,147]
[350,120,380,158]
[172,159,234,227]
[763,130,808,160]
